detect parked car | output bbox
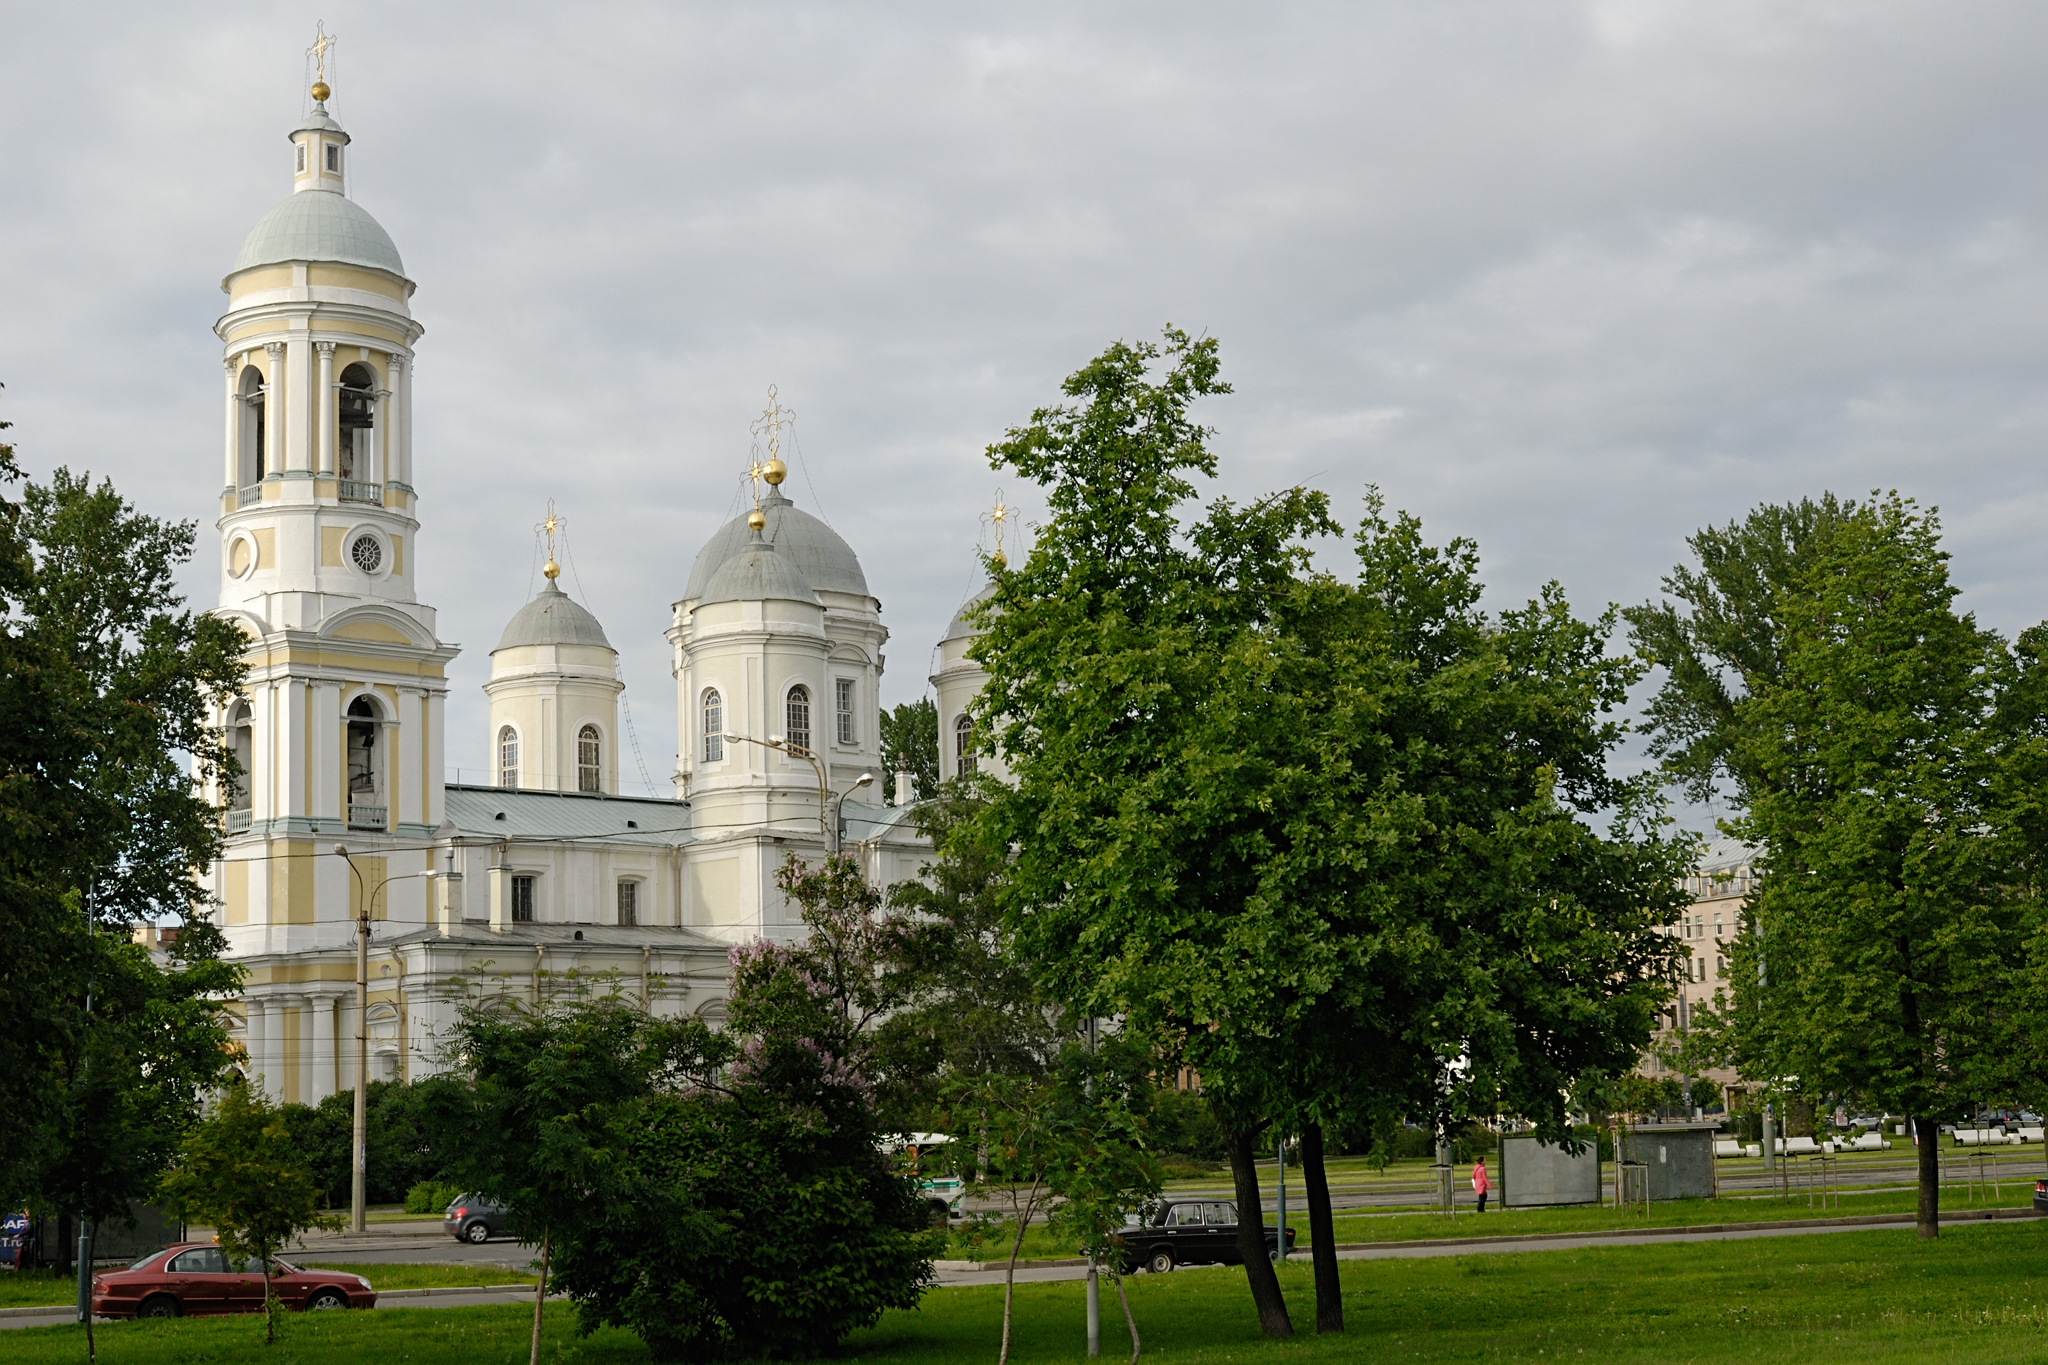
[90,1244,375,1319]
[1111,1200,1295,1274]
[2035,1180,2048,1216]
[444,1194,510,1243]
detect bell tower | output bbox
[207,43,459,1100]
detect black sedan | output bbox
[1114,1199,1296,1273]
[2036,1179,2047,1215]
[443,1195,510,1244]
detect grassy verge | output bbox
[0,1262,535,1311]
[1324,1184,2036,1244]
[295,1262,537,1291]
[7,1219,2048,1362]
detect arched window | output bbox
[702,689,724,762]
[238,366,267,485]
[347,696,382,828]
[785,685,811,754]
[227,701,253,814]
[498,725,520,789]
[955,713,977,776]
[577,724,602,793]
[337,362,378,485]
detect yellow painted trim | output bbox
[252,527,276,570]
[224,860,249,926]
[307,265,408,302]
[314,477,338,499]
[272,840,316,926]
[320,526,346,567]
[260,482,283,503]
[242,648,447,680]
[348,855,390,922]
[391,534,403,575]
[331,621,410,643]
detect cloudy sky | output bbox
[4,3,2045,807]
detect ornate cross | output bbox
[307,22,338,84]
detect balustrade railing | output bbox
[348,802,388,831]
[339,479,383,505]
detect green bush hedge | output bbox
[404,1180,464,1215]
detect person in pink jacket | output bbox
[1472,1158,1491,1213]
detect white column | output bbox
[262,343,284,480]
[244,997,268,1096]
[278,680,309,823]
[310,994,336,1103]
[388,355,409,487]
[424,690,447,827]
[397,686,425,828]
[223,356,240,491]
[262,996,287,1102]
[369,377,388,486]
[309,682,342,826]
[287,338,313,473]
[315,342,336,476]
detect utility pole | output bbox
[1275,1136,1288,1262]
[337,846,369,1234]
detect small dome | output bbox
[942,585,997,644]
[684,489,868,602]
[230,189,407,280]
[495,581,614,652]
[699,532,820,607]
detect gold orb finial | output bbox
[764,458,787,486]
[310,80,331,102]
[748,509,767,531]
[990,548,1007,569]
[543,558,560,580]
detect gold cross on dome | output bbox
[307,22,338,83]
[987,491,1011,566]
[538,501,562,580]
[749,384,793,466]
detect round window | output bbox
[350,534,383,574]
[229,537,254,577]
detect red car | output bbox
[90,1243,376,1319]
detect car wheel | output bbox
[308,1288,349,1311]
[463,1219,492,1244]
[1146,1248,1174,1275]
[138,1295,182,1320]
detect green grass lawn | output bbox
[944,1182,2038,1261]
[295,1261,537,1291]
[1325,1183,2037,1244]
[8,1219,2048,1362]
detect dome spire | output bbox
[986,490,1010,569]
[744,385,793,529]
[538,500,562,580]
[306,22,338,103]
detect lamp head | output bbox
[855,773,873,788]
[333,844,349,858]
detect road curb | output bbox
[0,1280,541,1318]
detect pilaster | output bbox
[315,341,336,476]
[263,342,284,479]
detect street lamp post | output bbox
[829,772,874,854]
[721,732,871,854]
[332,845,429,1234]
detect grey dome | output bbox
[942,585,997,644]
[495,581,614,652]
[685,489,868,602]
[699,532,820,607]
[230,189,407,279]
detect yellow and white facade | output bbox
[200,79,939,1105]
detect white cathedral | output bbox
[201,78,1002,1106]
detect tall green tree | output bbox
[879,698,938,805]
[1689,495,2040,1238]
[0,448,246,1213]
[971,331,1692,1335]
[159,1077,342,1343]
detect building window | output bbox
[577,724,602,793]
[325,143,340,172]
[617,881,638,927]
[955,713,976,776]
[296,144,307,173]
[350,534,382,574]
[702,689,724,761]
[512,875,535,923]
[835,678,855,745]
[238,365,266,484]
[347,697,378,799]
[498,726,519,788]
[337,362,378,483]
[786,685,811,753]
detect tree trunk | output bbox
[530,1230,550,1365]
[1914,1116,1940,1240]
[998,1182,1040,1365]
[262,1251,276,1345]
[1225,1123,1293,1337]
[1113,1267,1141,1364]
[1300,1122,1343,1333]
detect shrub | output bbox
[404,1180,463,1215]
